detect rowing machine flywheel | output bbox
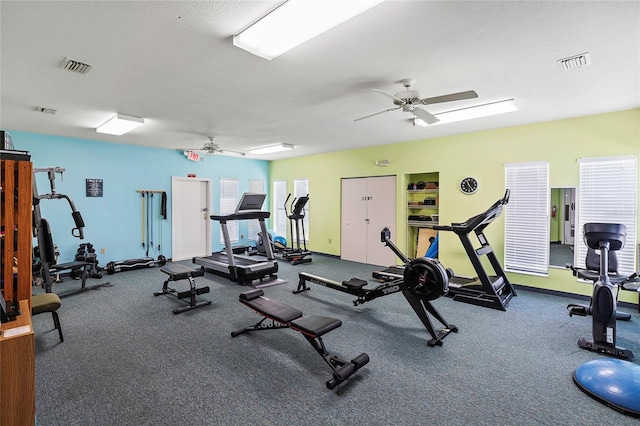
[402,257,450,301]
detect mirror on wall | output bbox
[549,187,576,268]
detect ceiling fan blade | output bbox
[354,106,402,122]
[413,107,439,125]
[372,88,406,104]
[421,90,478,105]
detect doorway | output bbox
[549,187,575,267]
[171,177,212,261]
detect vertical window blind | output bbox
[219,178,239,243]
[247,179,265,242]
[577,156,637,275]
[294,178,310,242]
[504,161,550,275]
[273,180,287,237]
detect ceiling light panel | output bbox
[96,114,145,135]
[233,0,386,60]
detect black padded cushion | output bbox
[343,278,367,290]
[583,223,626,251]
[239,289,264,301]
[160,264,205,280]
[291,315,341,337]
[50,260,90,272]
[239,294,302,323]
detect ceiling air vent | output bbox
[36,107,58,115]
[557,52,591,71]
[59,57,93,75]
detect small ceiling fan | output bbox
[180,136,245,160]
[354,78,478,125]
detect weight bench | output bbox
[154,264,211,314]
[231,289,369,389]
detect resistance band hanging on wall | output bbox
[135,190,166,256]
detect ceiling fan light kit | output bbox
[96,113,144,135]
[233,0,385,60]
[249,143,294,155]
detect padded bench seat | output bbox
[155,264,210,314]
[160,263,205,280]
[291,315,342,337]
[232,289,369,389]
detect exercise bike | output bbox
[567,223,634,359]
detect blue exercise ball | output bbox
[573,358,640,417]
[273,236,287,247]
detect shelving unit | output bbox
[406,173,439,258]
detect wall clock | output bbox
[459,177,479,194]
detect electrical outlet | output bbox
[100,247,106,254]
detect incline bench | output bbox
[232,289,369,389]
[154,264,211,314]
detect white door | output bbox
[366,176,396,267]
[341,178,368,263]
[341,176,396,266]
[171,177,211,261]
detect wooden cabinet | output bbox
[0,300,36,426]
[1,154,36,426]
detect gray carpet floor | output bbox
[32,254,640,425]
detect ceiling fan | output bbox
[354,78,478,125]
[180,136,245,161]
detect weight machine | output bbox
[33,167,110,297]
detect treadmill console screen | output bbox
[235,192,266,213]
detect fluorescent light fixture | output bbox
[96,113,145,135]
[415,99,518,127]
[249,143,294,155]
[233,0,386,60]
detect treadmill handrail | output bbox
[434,190,510,234]
[210,211,270,221]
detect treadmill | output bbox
[193,193,284,287]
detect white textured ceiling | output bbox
[1,1,639,160]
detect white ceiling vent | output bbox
[59,57,93,75]
[557,53,591,71]
[36,106,58,115]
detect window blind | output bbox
[504,161,550,275]
[577,156,637,275]
[219,179,239,244]
[247,179,264,242]
[273,180,287,237]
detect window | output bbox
[247,179,265,242]
[504,161,550,275]
[294,178,309,243]
[273,180,287,237]
[577,156,637,275]
[219,179,239,244]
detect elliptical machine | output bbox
[281,194,312,265]
[569,223,633,359]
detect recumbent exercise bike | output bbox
[567,223,635,359]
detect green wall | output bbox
[270,108,640,302]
